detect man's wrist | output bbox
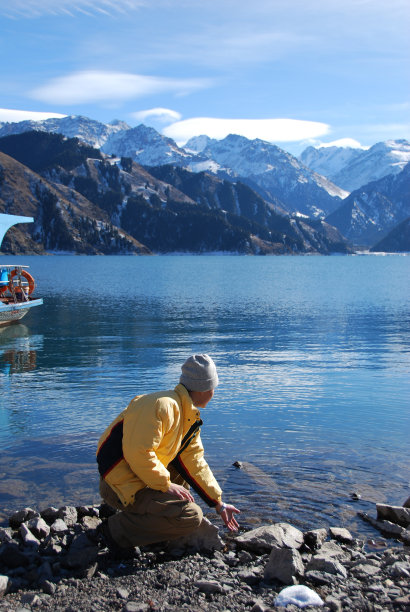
[215,502,226,514]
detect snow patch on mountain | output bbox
[0,115,129,148]
[300,139,410,191]
[184,133,346,217]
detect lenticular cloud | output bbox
[163,117,330,144]
[30,71,210,105]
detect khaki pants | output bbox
[99,469,203,548]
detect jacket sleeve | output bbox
[171,429,222,507]
[122,399,171,492]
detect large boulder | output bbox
[264,546,304,584]
[63,533,99,569]
[376,504,410,527]
[306,555,347,578]
[236,523,304,554]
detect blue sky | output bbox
[1,0,409,154]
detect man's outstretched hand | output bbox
[168,485,240,532]
[167,482,195,503]
[216,502,240,531]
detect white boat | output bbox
[0,214,43,326]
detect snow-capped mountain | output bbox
[0,116,345,218]
[299,145,363,182]
[1,114,408,226]
[0,130,352,255]
[326,162,410,246]
[300,139,410,191]
[101,124,195,166]
[185,133,347,218]
[0,115,129,148]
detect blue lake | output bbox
[0,254,409,538]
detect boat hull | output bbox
[0,298,43,326]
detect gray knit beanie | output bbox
[180,354,219,392]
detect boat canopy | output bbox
[0,214,34,248]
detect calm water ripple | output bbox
[0,255,409,535]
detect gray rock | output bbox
[249,601,267,612]
[123,603,149,612]
[237,569,261,585]
[403,496,410,508]
[0,527,13,543]
[0,575,10,597]
[389,561,410,579]
[393,594,410,607]
[42,540,63,556]
[306,555,348,578]
[304,528,328,550]
[19,523,40,550]
[9,508,39,529]
[376,503,410,527]
[63,533,99,569]
[402,529,410,545]
[76,505,100,518]
[166,517,223,553]
[224,550,238,566]
[50,518,69,533]
[26,517,50,539]
[351,563,381,578]
[40,579,56,595]
[299,569,337,586]
[81,515,101,530]
[329,527,353,543]
[20,593,41,606]
[359,512,406,540]
[194,579,224,594]
[40,507,60,524]
[58,506,78,526]
[117,587,130,599]
[325,595,343,611]
[317,540,351,561]
[82,562,98,580]
[236,523,304,553]
[238,550,254,564]
[264,545,304,584]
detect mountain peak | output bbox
[184,134,214,153]
[300,139,410,191]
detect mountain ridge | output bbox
[300,139,410,191]
[0,116,346,219]
[326,163,410,246]
[0,131,352,255]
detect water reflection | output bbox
[0,255,409,535]
[0,325,43,376]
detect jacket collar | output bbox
[174,383,201,422]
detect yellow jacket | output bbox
[97,383,222,507]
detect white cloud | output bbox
[163,117,330,144]
[0,108,66,122]
[131,108,182,124]
[318,138,367,149]
[30,71,212,105]
[0,0,147,18]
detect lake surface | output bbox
[0,254,409,539]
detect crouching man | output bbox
[97,354,240,551]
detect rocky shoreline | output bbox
[0,502,409,612]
